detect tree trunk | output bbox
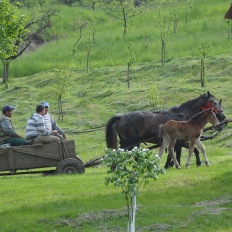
[127,62,130,89]
[3,61,9,84]
[200,58,205,88]
[185,13,188,25]
[122,6,127,34]
[58,94,63,122]
[162,39,166,66]
[128,194,136,232]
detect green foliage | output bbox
[126,42,136,65]
[104,148,164,196]
[105,0,142,34]
[0,0,28,61]
[147,85,163,110]
[199,41,213,59]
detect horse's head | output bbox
[200,91,226,122]
[207,109,220,127]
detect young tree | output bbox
[184,0,194,25]
[80,0,100,11]
[156,11,171,66]
[54,70,70,122]
[104,148,164,232]
[199,41,212,88]
[0,1,58,84]
[225,19,232,39]
[147,85,163,110]
[72,18,89,56]
[125,42,135,88]
[105,0,142,34]
[72,18,95,72]
[171,8,179,33]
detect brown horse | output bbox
[106,92,225,167]
[158,109,219,169]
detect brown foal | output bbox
[158,109,219,169]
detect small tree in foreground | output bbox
[104,148,164,232]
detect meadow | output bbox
[0,0,232,231]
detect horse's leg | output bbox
[174,144,182,165]
[164,143,181,169]
[168,139,181,169]
[194,146,201,167]
[181,141,201,167]
[195,139,209,167]
[186,140,195,168]
[164,153,173,169]
[158,135,169,159]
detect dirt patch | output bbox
[137,223,172,232]
[195,195,232,207]
[54,208,127,230]
[191,194,232,216]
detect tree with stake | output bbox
[126,42,135,88]
[156,11,171,66]
[199,41,212,88]
[184,0,194,25]
[53,69,70,122]
[104,147,164,232]
[171,8,179,33]
[72,18,95,72]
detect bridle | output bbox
[200,100,224,114]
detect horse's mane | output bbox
[190,109,211,121]
[178,93,208,110]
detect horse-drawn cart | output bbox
[0,140,85,175]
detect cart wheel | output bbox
[56,158,85,174]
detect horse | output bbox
[165,98,225,168]
[105,92,226,167]
[158,109,220,169]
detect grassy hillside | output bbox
[0,1,232,231]
[1,0,231,77]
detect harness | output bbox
[120,99,225,149]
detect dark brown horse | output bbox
[105,92,225,167]
[158,109,219,169]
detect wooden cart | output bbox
[0,140,84,175]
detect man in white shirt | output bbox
[41,102,66,139]
[26,105,60,144]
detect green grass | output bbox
[0,0,232,231]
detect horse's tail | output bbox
[106,115,121,149]
[158,124,164,141]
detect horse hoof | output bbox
[186,165,190,169]
[177,166,181,170]
[196,162,202,167]
[205,162,210,167]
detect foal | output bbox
[158,109,219,169]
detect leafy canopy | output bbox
[0,0,28,61]
[104,147,165,196]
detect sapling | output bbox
[104,147,164,232]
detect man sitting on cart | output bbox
[40,101,66,140]
[26,105,60,144]
[0,105,27,146]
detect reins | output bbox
[67,126,105,134]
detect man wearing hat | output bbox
[0,105,27,146]
[40,102,66,139]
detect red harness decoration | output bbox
[201,102,212,111]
